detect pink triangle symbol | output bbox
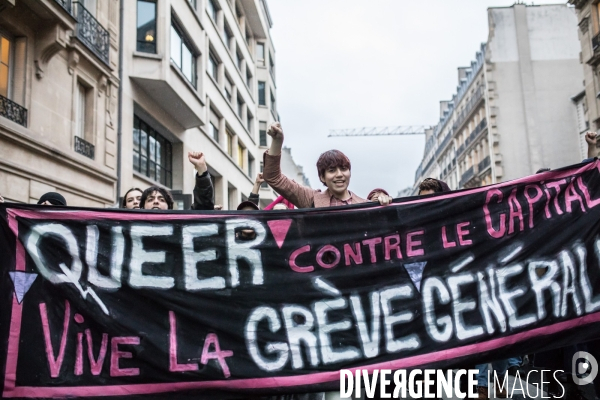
[267,219,293,249]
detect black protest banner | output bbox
[2,161,600,398]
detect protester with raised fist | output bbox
[188,151,215,211]
[585,131,598,159]
[263,122,392,208]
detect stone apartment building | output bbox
[569,0,600,158]
[0,0,295,209]
[413,3,583,193]
[122,0,280,209]
[0,0,119,206]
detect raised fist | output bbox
[188,151,208,175]
[267,122,283,140]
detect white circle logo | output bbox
[572,351,598,386]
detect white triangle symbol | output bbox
[9,272,38,304]
[404,262,427,292]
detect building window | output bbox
[259,121,267,147]
[247,111,253,133]
[269,51,275,80]
[0,35,11,98]
[137,0,156,53]
[188,0,196,9]
[133,115,173,187]
[238,141,245,168]
[223,23,232,51]
[237,97,244,119]
[236,49,244,71]
[171,21,197,87]
[258,81,265,105]
[245,26,252,44]
[226,129,233,157]
[224,74,233,102]
[270,90,276,113]
[75,82,87,139]
[248,153,254,177]
[256,42,265,66]
[209,108,220,142]
[207,0,218,22]
[208,51,219,82]
[246,69,252,90]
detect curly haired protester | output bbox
[141,186,174,210]
[262,122,392,208]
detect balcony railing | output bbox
[459,166,475,187]
[456,118,488,158]
[435,130,452,159]
[478,156,491,173]
[453,86,485,132]
[74,135,95,159]
[593,32,600,52]
[74,2,110,65]
[0,95,27,127]
[54,0,72,14]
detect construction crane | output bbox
[328,126,429,137]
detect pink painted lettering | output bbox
[316,245,341,269]
[383,234,402,260]
[169,311,198,372]
[564,179,585,213]
[545,180,566,216]
[110,337,140,377]
[406,230,425,257]
[442,226,456,249]
[200,333,234,378]
[289,245,314,273]
[362,237,382,263]
[456,222,473,246]
[483,189,506,239]
[85,330,108,375]
[524,184,543,229]
[578,176,600,209]
[343,243,363,266]
[508,188,524,235]
[39,300,70,378]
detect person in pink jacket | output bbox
[263,122,392,208]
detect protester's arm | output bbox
[188,151,215,210]
[0,194,3,203]
[367,189,393,206]
[263,123,315,208]
[586,131,598,159]
[248,173,263,206]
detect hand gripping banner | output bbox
[2,161,600,398]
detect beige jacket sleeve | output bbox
[262,151,316,208]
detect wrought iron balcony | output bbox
[74,2,110,65]
[54,0,72,14]
[0,95,27,127]
[459,166,475,187]
[74,135,95,159]
[593,32,600,53]
[478,156,491,173]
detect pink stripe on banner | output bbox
[2,298,23,397]
[4,311,600,397]
[6,210,25,272]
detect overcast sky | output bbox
[267,0,557,196]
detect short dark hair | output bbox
[141,186,174,210]
[418,178,445,194]
[316,150,351,186]
[121,187,143,208]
